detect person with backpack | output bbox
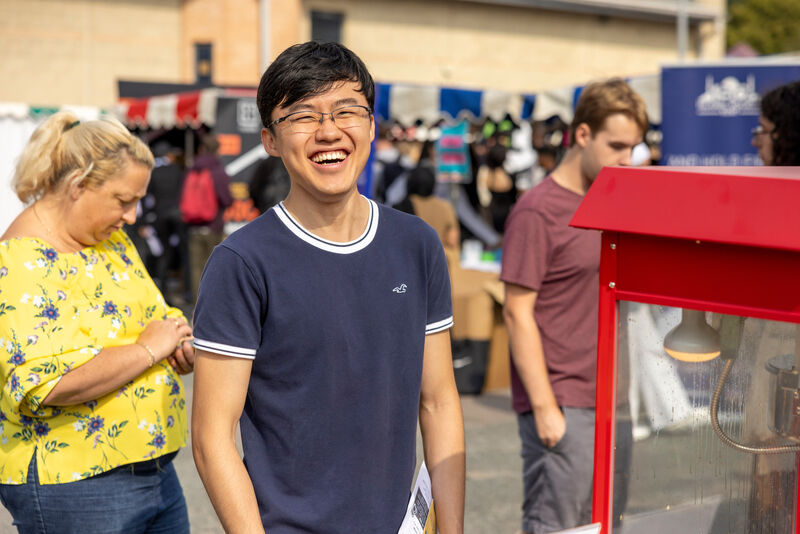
[181,134,232,303]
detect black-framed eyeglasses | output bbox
[268,105,372,134]
[751,125,773,137]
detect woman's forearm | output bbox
[42,343,155,406]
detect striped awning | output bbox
[114,88,223,129]
[108,74,661,131]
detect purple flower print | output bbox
[41,305,59,321]
[33,421,50,437]
[87,416,104,435]
[150,432,166,449]
[102,301,117,316]
[8,351,25,366]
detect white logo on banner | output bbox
[695,74,759,117]
[236,100,261,133]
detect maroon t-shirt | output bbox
[501,177,601,413]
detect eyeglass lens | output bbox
[283,106,370,133]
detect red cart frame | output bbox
[571,166,800,534]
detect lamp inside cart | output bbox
[570,166,800,534]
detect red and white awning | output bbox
[112,75,662,131]
[114,88,222,129]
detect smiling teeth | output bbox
[311,151,346,163]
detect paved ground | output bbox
[0,383,524,534]
[3,375,794,533]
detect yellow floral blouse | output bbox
[0,230,188,484]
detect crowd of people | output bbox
[0,37,798,534]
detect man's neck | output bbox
[282,189,370,243]
[550,148,591,196]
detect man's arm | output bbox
[503,282,565,447]
[192,350,264,534]
[418,330,465,534]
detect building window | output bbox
[311,11,343,43]
[195,43,213,85]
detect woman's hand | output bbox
[137,318,193,364]
[42,318,195,407]
[168,339,195,375]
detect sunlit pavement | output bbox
[0,383,524,534]
[8,379,766,534]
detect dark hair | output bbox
[199,134,220,155]
[760,80,800,166]
[257,41,375,128]
[407,167,436,197]
[486,144,507,170]
[418,140,435,162]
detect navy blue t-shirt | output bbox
[192,198,453,533]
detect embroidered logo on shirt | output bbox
[392,283,408,294]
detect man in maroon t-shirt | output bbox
[501,79,647,534]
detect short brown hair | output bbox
[569,78,648,145]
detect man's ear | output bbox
[261,128,280,157]
[369,115,375,143]
[573,122,593,148]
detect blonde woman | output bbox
[0,112,194,533]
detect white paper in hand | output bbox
[553,523,602,534]
[398,461,435,534]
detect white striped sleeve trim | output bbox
[192,338,257,360]
[425,316,454,335]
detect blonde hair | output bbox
[12,111,154,204]
[570,78,649,145]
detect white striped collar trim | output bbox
[273,197,379,254]
[193,338,256,360]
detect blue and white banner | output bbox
[375,83,536,125]
[661,63,800,166]
[374,76,662,126]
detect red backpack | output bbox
[180,168,218,224]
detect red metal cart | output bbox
[572,166,800,534]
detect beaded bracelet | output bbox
[136,342,156,368]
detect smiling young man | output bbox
[190,42,465,534]
[502,79,647,534]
